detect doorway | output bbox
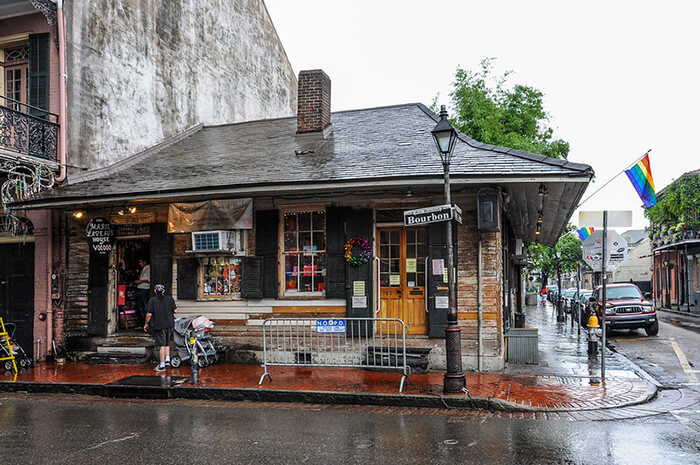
[0,243,34,359]
[115,238,150,331]
[377,227,428,335]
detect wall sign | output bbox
[404,204,462,226]
[86,217,114,255]
[115,223,151,237]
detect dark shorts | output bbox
[154,328,173,347]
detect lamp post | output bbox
[431,105,466,394]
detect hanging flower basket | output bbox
[344,237,372,266]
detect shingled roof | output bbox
[19,103,592,205]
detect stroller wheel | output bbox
[170,356,181,368]
[4,360,14,371]
[19,357,31,368]
[197,357,207,368]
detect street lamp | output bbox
[431,105,466,393]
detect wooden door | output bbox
[377,227,427,335]
[0,244,34,358]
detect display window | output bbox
[200,256,242,297]
[282,210,327,296]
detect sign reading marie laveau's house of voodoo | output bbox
[86,217,114,255]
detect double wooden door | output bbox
[0,244,34,358]
[377,227,428,335]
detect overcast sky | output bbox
[264,0,699,232]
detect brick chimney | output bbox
[296,69,332,137]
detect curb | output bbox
[0,377,658,414]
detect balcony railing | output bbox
[0,96,58,163]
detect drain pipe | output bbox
[46,211,54,360]
[51,0,68,182]
[477,236,483,372]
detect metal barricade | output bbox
[258,318,408,392]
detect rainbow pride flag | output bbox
[577,227,594,241]
[625,154,657,208]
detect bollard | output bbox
[587,314,600,356]
[189,336,199,385]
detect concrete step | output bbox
[96,345,149,355]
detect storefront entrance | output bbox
[377,227,428,335]
[115,237,150,331]
[0,243,34,358]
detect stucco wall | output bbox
[65,0,296,170]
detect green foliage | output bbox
[645,174,700,231]
[447,58,569,159]
[526,225,583,287]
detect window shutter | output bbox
[150,223,173,292]
[325,206,346,298]
[255,210,279,298]
[241,256,264,299]
[176,258,198,300]
[28,33,50,117]
[427,221,458,338]
[344,209,374,335]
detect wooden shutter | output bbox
[325,206,346,298]
[28,33,50,117]
[150,223,173,292]
[345,209,373,335]
[176,258,198,300]
[241,256,264,299]
[87,250,109,336]
[427,221,458,338]
[255,210,279,298]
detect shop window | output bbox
[282,210,327,296]
[200,256,242,297]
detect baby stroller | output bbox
[170,315,218,368]
[1,322,32,371]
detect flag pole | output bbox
[576,149,651,208]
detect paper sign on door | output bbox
[390,275,400,285]
[406,258,417,273]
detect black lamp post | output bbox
[431,105,466,393]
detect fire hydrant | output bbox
[587,314,601,356]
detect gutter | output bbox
[12,174,593,210]
[51,0,67,182]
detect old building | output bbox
[1,0,296,360]
[16,70,594,370]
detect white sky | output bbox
[264,0,700,232]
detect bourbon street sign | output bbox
[404,204,462,226]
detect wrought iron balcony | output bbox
[0,95,58,163]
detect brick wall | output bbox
[456,211,504,370]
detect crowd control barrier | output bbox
[258,318,408,392]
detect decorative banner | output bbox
[625,154,657,208]
[577,227,594,241]
[86,217,114,255]
[168,198,253,233]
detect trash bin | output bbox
[525,293,537,306]
[514,312,526,328]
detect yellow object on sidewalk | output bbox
[0,317,18,373]
[587,314,600,328]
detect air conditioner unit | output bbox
[191,230,244,254]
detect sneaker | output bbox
[165,360,170,366]
[153,365,166,372]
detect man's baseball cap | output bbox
[154,284,165,293]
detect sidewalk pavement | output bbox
[0,303,658,413]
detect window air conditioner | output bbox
[191,230,244,254]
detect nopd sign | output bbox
[86,217,114,255]
[404,204,462,226]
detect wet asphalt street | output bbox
[1,392,699,465]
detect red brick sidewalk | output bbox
[0,361,654,411]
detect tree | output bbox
[447,58,569,159]
[527,225,583,288]
[645,173,700,234]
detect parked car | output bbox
[563,288,579,312]
[587,283,658,336]
[575,290,593,317]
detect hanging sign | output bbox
[86,217,114,255]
